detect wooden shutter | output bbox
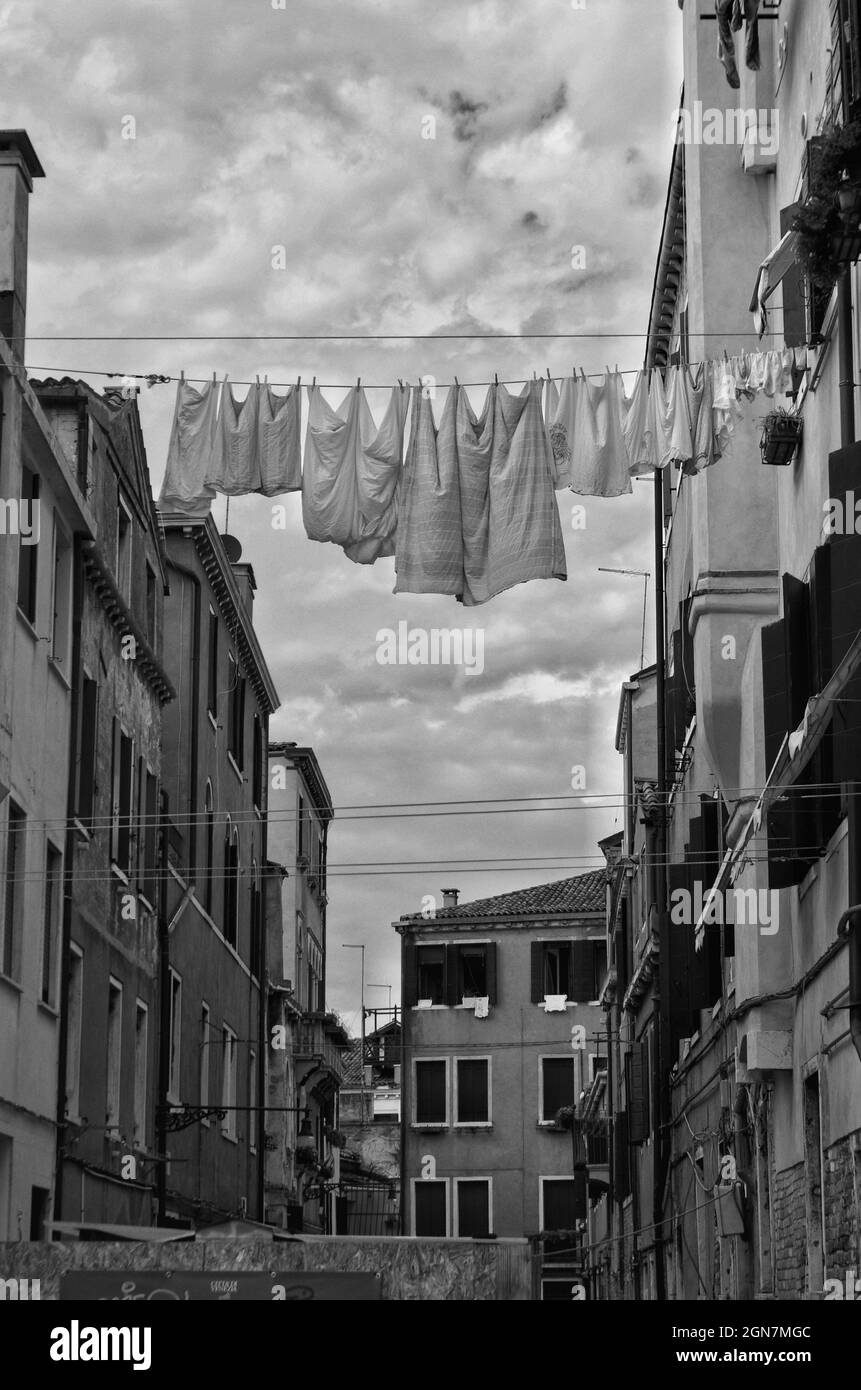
[444,944,459,1006]
[77,677,98,825]
[110,718,121,863]
[626,1041,650,1144]
[485,941,497,1004]
[403,938,417,1008]
[783,573,812,729]
[779,202,806,348]
[531,942,544,1003]
[571,940,595,1002]
[118,735,133,873]
[761,619,788,777]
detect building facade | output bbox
[396,876,607,1243]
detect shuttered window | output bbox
[531,940,604,1002]
[76,677,99,828]
[111,721,134,874]
[541,1057,574,1123]
[415,1059,447,1125]
[416,945,445,1004]
[541,1178,578,1232]
[613,1112,631,1200]
[457,1180,490,1238]
[456,1059,489,1124]
[414,1181,447,1236]
[626,1040,651,1144]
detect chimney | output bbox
[0,131,44,360]
[231,561,257,615]
[441,888,459,908]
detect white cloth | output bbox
[302,384,408,564]
[544,994,568,1013]
[257,383,302,494]
[159,377,218,514]
[394,386,463,595]
[552,370,632,497]
[474,996,489,1019]
[623,369,653,477]
[206,379,260,495]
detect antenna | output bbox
[597,567,651,669]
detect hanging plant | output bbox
[793,120,861,291]
[760,408,803,467]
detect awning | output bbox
[750,229,800,337]
[49,1221,194,1243]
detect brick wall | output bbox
[772,1162,806,1299]
[824,1135,860,1282]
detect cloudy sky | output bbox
[5,0,682,1030]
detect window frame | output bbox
[133,999,148,1148]
[539,1175,579,1234]
[453,1055,492,1128]
[106,976,123,1134]
[115,491,133,604]
[207,606,219,719]
[416,943,446,1006]
[50,513,72,666]
[538,1054,576,1126]
[411,1177,450,1237]
[16,466,39,625]
[199,1001,211,1124]
[412,1056,450,1129]
[65,942,84,1120]
[453,1176,493,1239]
[221,1023,238,1142]
[167,967,182,1104]
[41,841,62,1006]
[2,800,26,980]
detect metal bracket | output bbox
[159,1104,228,1132]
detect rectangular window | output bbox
[455,1058,490,1125]
[143,770,158,904]
[76,676,98,827]
[543,942,571,996]
[41,844,62,1004]
[223,835,238,948]
[168,969,182,1102]
[111,721,134,873]
[249,1049,257,1154]
[413,1179,448,1236]
[228,657,245,769]
[51,519,72,664]
[133,1001,148,1147]
[458,944,487,999]
[2,802,25,979]
[298,794,306,859]
[221,1025,237,1140]
[199,1003,211,1116]
[456,1179,491,1238]
[145,562,156,647]
[540,1057,575,1124]
[65,944,84,1118]
[540,1177,578,1233]
[252,717,263,809]
[106,978,123,1132]
[207,608,219,716]
[416,945,445,1005]
[16,467,39,623]
[116,495,132,602]
[531,940,604,1003]
[414,1058,447,1126]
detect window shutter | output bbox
[444,944,459,1006]
[779,202,806,348]
[110,718,121,863]
[783,573,812,729]
[77,678,98,825]
[761,619,787,777]
[570,941,595,1002]
[485,941,497,1004]
[530,942,543,1003]
[403,939,417,1008]
[626,1040,650,1144]
[613,1112,630,1200]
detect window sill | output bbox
[47,656,72,690]
[220,1131,239,1145]
[227,752,244,784]
[0,972,23,995]
[16,608,38,641]
[72,818,92,842]
[411,1123,448,1132]
[110,863,130,886]
[37,999,59,1019]
[453,1122,492,1131]
[412,1003,448,1011]
[207,710,218,733]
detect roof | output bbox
[0,129,45,178]
[395,870,606,927]
[269,742,333,819]
[341,1039,364,1086]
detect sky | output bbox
[4,0,683,1031]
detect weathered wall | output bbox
[0,1236,532,1301]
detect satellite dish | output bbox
[222,534,243,563]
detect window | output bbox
[626,1040,651,1144]
[221,1025,237,1140]
[110,721,134,874]
[106,978,123,1132]
[41,844,62,1005]
[414,1058,447,1126]
[249,1050,257,1153]
[455,1179,491,1238]
[116,495,132,602]
[540,1177,579,1233]
[223,827,239,948]
[2,802,25,979]
[142,770,158,904]
[297,794,306,859]
[199,1003,211,1116]
[203,783,214,914]
[145,562,156,646]
[65,944,84,1118]
[228,656,245,769]
[16,467,39,623]
[250,860,261,977]
[51,518,72,664]
[455,1058,490,1126]
[530,940,605,1003]
[207,608,219,717]
[76,676,98,827]
[252,716,263,809]
[416,945,445,1004]
[413,1179,448,1236]
[133,1001,148,1147]
[540,1057,575,1124]
[458,944,487,999]
[168,969,182,1103]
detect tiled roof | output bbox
[340,1039,364,1087]
[396,870,606,924]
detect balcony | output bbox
[295,1011,350,1083]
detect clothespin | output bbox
[312,376,317,388]
[212,372,217,384]
[546,368,551,381]
[723,348,729,364]
[180,369,185,383]
[494,372,499,386]
[357,377,361,389]
[297,376,301,389]
[454,376,459,387]
[398,378,403,390]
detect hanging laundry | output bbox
[552,370,632,497]
[394,387,463,596]
[662,365,698,471]
[712,358,744,453]
[158,376,218,514]
[544,378,572,489]
[716,0,761,89]
[685,363,723,476]
[622,369,653,477]
[206,379,260,495]
[257,383,302,495]
[642,367,674,474]
[302,384,408,564]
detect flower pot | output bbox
[760,415,803,466]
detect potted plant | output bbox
[760,408,804,466]
[793,120,861,290]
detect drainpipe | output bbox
[838,272,860,1064]
[399,929,407,1235]
[53,535,85,1225]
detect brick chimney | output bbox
[441,888,459,908]
[0,131,44,360]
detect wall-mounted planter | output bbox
[760,412,804,466]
